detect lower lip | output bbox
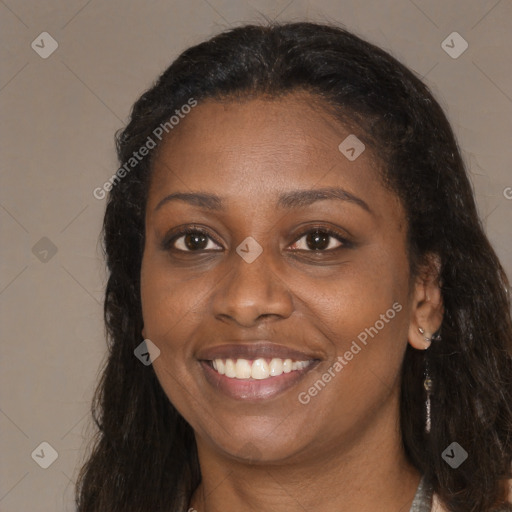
[200,360,319,401]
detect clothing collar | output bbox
[409,475,433,512]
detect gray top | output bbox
[409,476,433,512]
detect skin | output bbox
[140,92,443,512]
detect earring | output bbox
[418,327,431,349]
[419,327,441,433]
[418,327,442,348]
[424,360,433,434]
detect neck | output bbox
[188,393,421,512]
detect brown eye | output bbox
[170,229,223,252]
[290,229,344,251]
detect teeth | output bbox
[251,359,269,379]
[210,357,312,380]
[225,359,236,378]
[269,358,283,376]
[235,358,252,379]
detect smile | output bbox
[208,357,314,380]
[200,357,320,401]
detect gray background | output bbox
[1,0,511,510]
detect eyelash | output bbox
[163,225,352,253]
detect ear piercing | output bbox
[418,327,441,348]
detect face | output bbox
[140,93,417,465]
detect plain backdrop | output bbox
[1,1,511,510]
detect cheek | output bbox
[140,255,208,415]
[140,256,192,385]
[287,250,410,406]
[140,251,211,341]
[139,250,227,382]
[291,247,409,345]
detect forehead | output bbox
[155,93,363,159]
[148,93,390,211]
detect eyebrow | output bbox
[154,187,371,214]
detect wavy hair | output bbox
[75,22,512,512]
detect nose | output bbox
[211,248,294,327]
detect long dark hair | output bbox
[76,22,512,512]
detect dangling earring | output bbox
[419,327,441,433]
[424,359,433,434]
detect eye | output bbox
[289,228,347,251]
[167,228,223,252]
[164,226,350,253]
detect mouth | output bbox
[206,357,314,379]
[197,342,322,401]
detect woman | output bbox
[76,22,512,512]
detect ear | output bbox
[408,253,444,350]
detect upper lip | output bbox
[197,341,322,362]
